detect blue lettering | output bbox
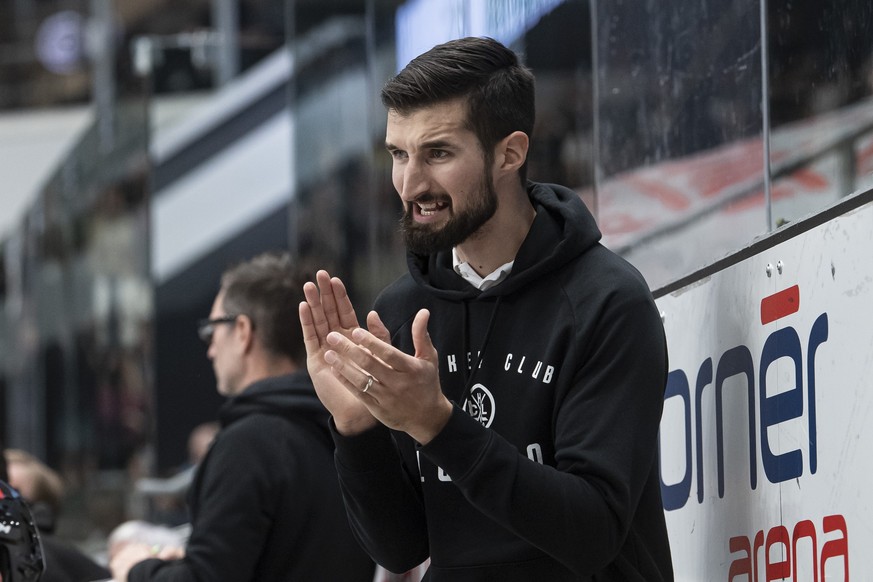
[807,313,827,474]
[659,313,828,511]
[694,357,712,503]
[714,345,757,497]
[661,370,692,511]
[760,327,803,483]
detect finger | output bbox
[324,346,379,397]
[329,276,360,329]
[366,310,391,344]
[302,280,330,340]
[348,326,408,373]
[411,309,438,361]
[298,301,321,355]
[315,270,342,329]
[157,546,185,560]
[328,330,400,389]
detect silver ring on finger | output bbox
[362,374,374,393]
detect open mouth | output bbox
[417,199,450,216]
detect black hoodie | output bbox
[131,372,374,581]
[333,183,673,581]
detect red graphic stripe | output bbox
[761,285,800,324]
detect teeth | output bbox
[417,201,446,216]
[420,203,438,216]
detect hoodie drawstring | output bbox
[456,296,503,409]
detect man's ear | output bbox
[236,315,255,353]
[496,131,529,173]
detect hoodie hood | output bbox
[407,182,601,300]
[219,371,328,428]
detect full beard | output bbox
[400,173,498,255]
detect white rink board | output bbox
[654,189,873,581]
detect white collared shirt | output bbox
[452,247,514,291]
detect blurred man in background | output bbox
[111,251,374,581]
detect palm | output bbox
[299,271,374,427]
[306,328,368,414]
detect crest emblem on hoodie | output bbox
[463,383,495,427]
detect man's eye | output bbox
[390,150,408,160]
[431,150,448,159]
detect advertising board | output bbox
[655,188,873,580]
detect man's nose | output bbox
[399,158,429,200]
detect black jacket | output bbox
[131,372,374,581]
[333,182,673,581]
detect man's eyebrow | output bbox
[384,139,456,151]
[422,140,454,150]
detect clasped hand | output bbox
[299,270,453,444]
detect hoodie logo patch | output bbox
[463,383,495,427]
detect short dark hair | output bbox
[219,252,308,364]
[381,36,535,182]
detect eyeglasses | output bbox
[197,315,239,344]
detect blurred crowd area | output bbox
[0,0,871,557]
[0,0,288,109]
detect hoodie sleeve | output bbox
[332,421,430,574]
[419,276,668,576]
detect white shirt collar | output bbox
[452,247,514,291]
